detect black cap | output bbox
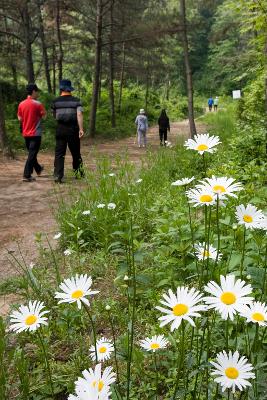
[26,83,39,95]
[59,79,74,92]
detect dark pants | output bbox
[159,129,168,144]
[54,133,83,180]
[24,136,42,178]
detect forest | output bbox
[0,1,266,400]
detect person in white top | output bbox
[135,109,148,148]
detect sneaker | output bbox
[36,165,44,176]
[23,176,36,182]
[54,177,64,184]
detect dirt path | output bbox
[0,120,206,315]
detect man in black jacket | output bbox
[158,109,170,146]
[52,79,84,183]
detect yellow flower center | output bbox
[71,289,84,299]
[150,343,160,350]
[99,346,107,353]
[220,292,236,305]
[225,367,239,379]
[93,380,104,392]
[197,144,209,151]
[25,314,37,326]
[203,250,210,257]
[199,194,213,203]
[243,214,253,223]
[252,312,265,322]
[173,303,189,316]
[213,185,226,193]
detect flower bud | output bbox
[246,274,251,280]
[124,275,129,281]
[232,224,238,231]
[105,305,111,311]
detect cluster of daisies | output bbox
[8,272,267,396]
[155,274,267,392]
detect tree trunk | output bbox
[22,2,35,83]
[0,84,8,152]
[52,42,56,94]
[180,0,196,138]
[118,41,125,113]
[56,0,63,84]
[145,66,149,111]
[108,0,116,127]
[36,0,52,92]
[89,0,103,137]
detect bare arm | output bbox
[77,110,84,138]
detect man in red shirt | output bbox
[17,84,46,182]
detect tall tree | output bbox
[21,1,35,82]
[108,0,116,127]
[89,0,103,137]
[180,0,196,138]
[0,83,8,153]
[36,0,52,92]
[55,0,63,83]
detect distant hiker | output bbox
[214,96,219,111]
[158,109,170,146]
[135,109,148,148]
[52,79,84,183]
[17,83,46,182]
[208,96,214,112]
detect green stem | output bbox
[226,230,236,275]
[82,303,98,363]
[192,325,206,399]
[226,318,229,351]
[153,352,159,399]
[200,206,208,287]
[205,207,212,282]
[214,194,221,269]
[108,312,120,384]
[185,326,195,396]
[173,321,185,399]
[240,227,246,279]
[260,243,267,301]
[186,194,199,278]
[126,214,137,400]
[37,329,55,398]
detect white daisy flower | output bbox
[184,133,221,155]
[171,176,195,187]
[29,262,35,269]
[64,249,72,256]
[82,210,91,215]
[107,203,116,210]
[136,178,143,183]
[90,337,114,362]
[74,364,116,400]
[9,300,49,333]
[97,203,106,209]
[210,350,255,393]
[194,242,222,261]
[156,286,206,331]
[55,274,99,309]
[259,216,267,230]
[108,173,116,177]
[197,176,242,198]
[140,335,169,352]
[235,204,266,229]
[165,141,173,148]
[240,301,267,326]
[54,232,62,240]
[186,187,216,207]
[68,395,78,400]
[204,275,253,320]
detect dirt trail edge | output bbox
[0,120,206,315]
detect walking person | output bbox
[158,109,170,146]
[208,96,214,112]
[17,83,46,182]
[214,96,219,111]
[135,109,148,148]
[52,79,84,183]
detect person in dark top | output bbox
[158,109,170,146]
[51,79,84,183]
